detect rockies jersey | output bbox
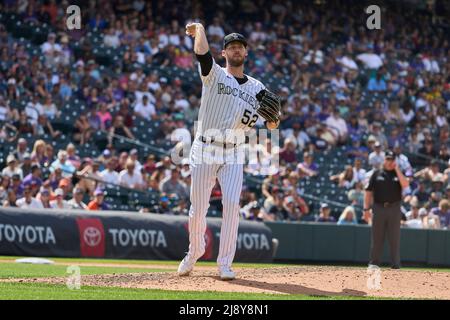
[196,59,265,143]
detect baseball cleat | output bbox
[178,257,195,276]
[219,267,235,280]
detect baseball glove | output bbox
[256,89,281,123]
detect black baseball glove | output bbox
[256,89,281,123]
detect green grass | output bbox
[0,282,385,300]
[0,262,168,279]
[0,256,292,269]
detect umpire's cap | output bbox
[223,33,247,49]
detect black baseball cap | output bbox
[385,150,395,159]
[223,33,247,49]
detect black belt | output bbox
[375,201,401,208]
[199,135,238,149]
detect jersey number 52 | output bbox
[241,109,258,128]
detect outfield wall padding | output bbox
[0,208,273,262]
[265,222,450,267]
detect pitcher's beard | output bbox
[228,56,245,67]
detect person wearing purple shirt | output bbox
[21,165,43,189]
[87,107,102,131]
[297,152,319,177]
[430,200,450,228]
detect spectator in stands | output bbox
[129,148,143,173]
[430,199,450,229]
[346,140,369,160]
[445,184,450,201]
[0,96,19,123]
[403,203,425,229]
[444,160,450,185]
[87,187,109,211]
[31,139,48,167]
[368,141,385,170]
[116,99,134,127]
[68,187,88,210]
[2,189,17,208]
[45,164,61,190]
[325,108,348,144]
[41,32,62,68]
[2,155,23,179]
[159,167,189,201]
[116,151,129,172]
[0,121,18,142]
[369,122,388,149]
[66,143,81,169]
[57,178,71,199]
[10,174,24,198]
[104,27,121,48]
[241,200,262,221]
[438,145,450,168]
[367,70,387,92]
[0,175,9,202]
[330,165,357,189]
[21,164,42,190]
[41,95,60,119]
[76,159,102,196]
[316,203,336,223]
[108,115,135,146]
[15,185,42,209]
[50,188,71,209]
[97,102,113,130]
[143,154,157,175]
[297,152,318,178]
[414,160,442,182]
[393,144,413,176]
[348,181,365,209]
[36,114,61,139]
[37,187,51,209]
[99,158,120,187]
[266,190,288,221]
[118,159,145,190]
[50,150,76,178]
[14,110,35,135]
[134,94,156,120]
[73,113,95,145]
[417,139,438,166]
[337,206,358,225]
[20,153,33,177]
[279,137,297,164]
[44,143,54,168]
[11,138,29,163]
[87,106,102,131]
[151,193,172,214]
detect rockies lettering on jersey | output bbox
[217,83,257,109]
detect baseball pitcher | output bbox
[178,22,281,280]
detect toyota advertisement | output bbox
[0,208,274,262]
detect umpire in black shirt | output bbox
[364,150,409,269]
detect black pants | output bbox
[369,202,402,267]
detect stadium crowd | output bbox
[0,0,449,228]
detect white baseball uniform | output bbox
[186,57,265,269]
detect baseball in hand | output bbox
[267,120,280,130]
[185,22,202,37]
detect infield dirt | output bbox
[5,265,450,299]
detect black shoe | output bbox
[391,265,400,269]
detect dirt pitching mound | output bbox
[10,266,450,299]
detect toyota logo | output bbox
[83,227,102,247]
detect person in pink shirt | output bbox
[97,102,113,130]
